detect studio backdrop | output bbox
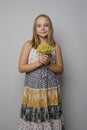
[0,0,87,130]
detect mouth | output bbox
[40,32,47,34]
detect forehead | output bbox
[36,17,49,24]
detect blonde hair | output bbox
[31,14,55,48]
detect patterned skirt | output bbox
[18,67,65,130]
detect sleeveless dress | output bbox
[18,48,65,130]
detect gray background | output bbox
[0,0,87,130]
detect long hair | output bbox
[31,14,55,48]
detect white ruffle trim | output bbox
[18,118,62,130]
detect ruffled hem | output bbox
[18,118,62,130]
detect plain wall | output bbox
[0,0,87,130]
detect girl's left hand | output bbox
[39,54,51,65]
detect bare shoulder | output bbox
[20,40,32,56]
[23,40,32,49]
[55,43,61,51]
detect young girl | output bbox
[18,14,65,130]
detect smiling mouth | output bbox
[40,32,46,33]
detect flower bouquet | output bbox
[36,43,54,54]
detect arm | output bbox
[18,41,42,73]
[47,44,64,74]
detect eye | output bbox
[44,24,49,27]
[36,24,41,27]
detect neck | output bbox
[40,38,48,44]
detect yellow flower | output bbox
[36,43,54,54]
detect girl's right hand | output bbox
[38,53,51,65]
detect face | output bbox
[36,17,50,38]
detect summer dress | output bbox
[18,48,65,130]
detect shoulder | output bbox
[23,40,32,49]
[20,40,33,54]
[54,43,61,51]
[21,40,32,52]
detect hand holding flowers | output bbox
[38,53,50,65]
[37,43,54,65]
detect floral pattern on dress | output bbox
[18,48,65,130]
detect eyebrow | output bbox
[36,22,49,25]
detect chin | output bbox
[39,34,48,38]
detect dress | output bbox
[18,48,65,130]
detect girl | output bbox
[18,14,65,130]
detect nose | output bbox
[41,25,45,30]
